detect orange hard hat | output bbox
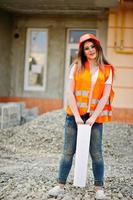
[79,34,100,47]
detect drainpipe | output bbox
[111,0,133,54]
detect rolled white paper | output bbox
[74,124,91,187]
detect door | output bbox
[64,29,97,107]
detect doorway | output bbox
[64,29,97,107]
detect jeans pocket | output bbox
[66,115,76,126]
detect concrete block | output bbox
[0,103,21,129]
[28,107,38,117]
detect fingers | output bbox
[75,117,84,124]
[86,120,93,126]
[86,122,91,126]
[76,120,84,124]
[76,122,82,124]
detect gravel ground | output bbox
[0,109,133,200]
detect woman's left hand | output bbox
[86,116,96,126]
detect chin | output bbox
[88,56,96,60]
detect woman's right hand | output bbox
[75,116,84,124]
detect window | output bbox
[24,28,48,91]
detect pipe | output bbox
[110,1,133,54]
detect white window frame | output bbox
[24,28,48,91]
[64,28,98,107]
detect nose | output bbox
[89,47,93,52]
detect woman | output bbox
[48,34,114,199]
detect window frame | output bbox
[24,28,48,91]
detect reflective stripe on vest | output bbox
[75,90,88,97]
[90,110,112,117]
[76,97,111,108]
[77,102,88,108]
[91,99,111,105]
[76,96,112,109]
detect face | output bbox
[83,41,97,60]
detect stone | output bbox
[0,109,132,200]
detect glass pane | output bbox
[28,31,47,87]
[69,30,96,44]
[70,49,78,65]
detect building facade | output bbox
[0,0,133,123]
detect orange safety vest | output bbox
[66,61,114,123]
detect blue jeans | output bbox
[58,113,104,186]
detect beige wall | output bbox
[0,12,12,96]
[107,6,133,109]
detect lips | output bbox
[89,53,95,56]
[86,52,96,60]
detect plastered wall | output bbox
[10,14,108,99]
[0,12,12,96]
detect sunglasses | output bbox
[84,45,95,51]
